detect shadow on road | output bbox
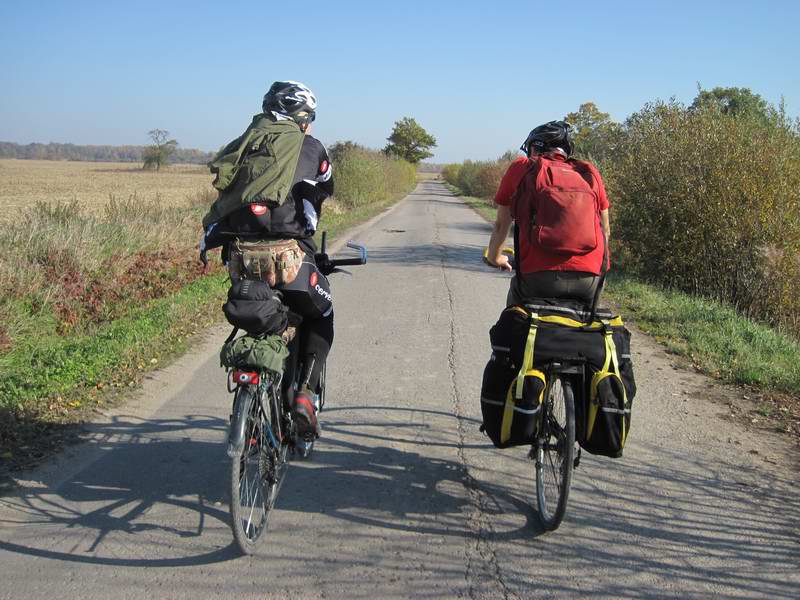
[367,242,506,276]
[525,443,800,598]
[0,414,241,567]
[2,406,796,599]
[276,405,542,541]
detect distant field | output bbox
[0,159,213,220]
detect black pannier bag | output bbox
[480,302,636,457]
[583,322,635,457]
[480,350,545,448]
[223,279,288,336]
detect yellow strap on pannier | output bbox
[510,305,624,329]
[501,368,546,444]
[499,310,546,445]
[587,320,628,443]
[515,312,538,399]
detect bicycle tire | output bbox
[229,384,287,554]
[535,374,575,531]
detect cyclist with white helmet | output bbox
[203,81,334,440]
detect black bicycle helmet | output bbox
[262,80,317,128]
[520,120,574,157]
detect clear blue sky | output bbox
[1,0,798,163]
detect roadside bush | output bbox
[330,143,416,209]
[609,101,800,334]
[441,163,461,187]
[443,153,516,199]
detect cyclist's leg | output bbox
[278,260,334,387]
[300,311,334,392]
[277,258,333,436]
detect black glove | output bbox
[315,253,334,276]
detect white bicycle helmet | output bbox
[262,81,317,128]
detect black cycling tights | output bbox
[300,311,333,392]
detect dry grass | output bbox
[0,159,213,221]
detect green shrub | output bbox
[608,101,800,335]
[442,163,461,187]
[444,154,515,199]
[331,143,416,208]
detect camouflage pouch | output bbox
[228,238,304,286]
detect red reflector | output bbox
[233,370,260,385]
[310,271,318,287]
[250,203,268,216]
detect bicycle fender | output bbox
[227,386,255,458]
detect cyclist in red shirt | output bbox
[486,121,611,306]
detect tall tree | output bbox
[690,86,770,119]
[383,117,437,164]
[564,102,621,161]
[143,129,178,171]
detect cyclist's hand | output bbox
[315,253,333,276]
[493,254,513,272]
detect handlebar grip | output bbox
[329,257,366,267]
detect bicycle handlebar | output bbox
[330,241,367,266]
[316,234,367,275]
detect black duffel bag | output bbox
[223,279,288,336]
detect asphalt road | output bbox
[1,181,798,599]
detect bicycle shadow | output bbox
[0,413,241,567]
[492,442,800,598]
[275,405,543,542]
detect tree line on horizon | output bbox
[0,140,215,164]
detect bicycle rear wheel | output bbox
[535,374,575,531]
[229,384,288,554]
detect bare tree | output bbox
[143,129,178,171]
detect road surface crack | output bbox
[434,204,518,600]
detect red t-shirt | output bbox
[495,155,610,275]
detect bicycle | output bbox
[226,235,367,554]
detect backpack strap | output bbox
[587,226,609,322]
[224,326,240,344]
[510,158,543,277]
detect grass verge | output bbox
[604,273,800,438]
[450,185,800,441]
[0,272,228,472]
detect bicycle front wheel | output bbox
[535,374,575,531]
[229,385,285,554]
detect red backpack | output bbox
[512,155,600,256]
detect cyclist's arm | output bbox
[487,205,513,271]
